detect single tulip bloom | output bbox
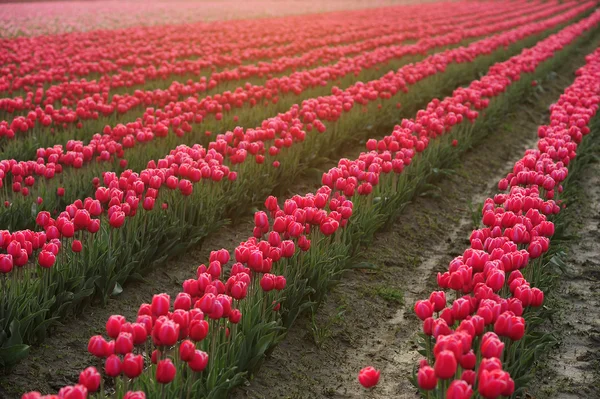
[188,349,209,372]
[447,380,473,399]
[358,366,380,388]
[156,359,176,384]
[434,350,457,380]
[179,340,196,362]
[78,367,101,392]
[123,353,144,379]
[417,365,437,390]
[105,354,122,377]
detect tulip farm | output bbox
[2,1,600,398]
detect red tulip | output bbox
[414,300,434,320]
[78,367,101,393]
[58,385,87,399]
[188,349,209,372]
[229,309,242,324]
[38,250,56,268]
[179,340,196,362]
[152,293,170,316]
[156,359,176,384]
[106,315,126,338]
[174,292,192,311]
[87,335,108,358]
[358,366,380,388]
[123,353,144,379]
[479,369,513,399]
[429,291,446,312]
[434,350,457,379]
[109,211,125,228]
[189,319,209,342]
[0,254,13,274]
[447,380,473,399]
[124,392,146,399]
[124,391,146,399]
[71,240,83,253]
[115,332,134,354]
[260,274,276,291]
[105,354,122,377]
[417,365,437,390]
[480,332,504,359]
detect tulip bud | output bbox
[414,300,434,320]
[447,380,473,399]
[151,293,170,316]
[115,332,134,354]
[189,319,209,342]
[179,340,196,362]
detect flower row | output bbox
[0,0,590,226]
[0,0,547,125]
[410,36,600,399]
[0,7,594,366]
[0,1,518,90]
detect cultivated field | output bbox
[0,1,599,398]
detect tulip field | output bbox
[1,1,600,398]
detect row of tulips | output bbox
[0,6,596,370]
[407,40,600,399]
[0,2,591,239]
[0,1,527,93]
[0,0,553,133]
[0,0,419,39]
[17,11,600,397]
[0,3,580,161]
[0,5,587,359]
[0,0,574,164]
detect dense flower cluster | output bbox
[17,7,600,397]
[412,36,600,399]
[0,0,559,135]
[0,0,590,241]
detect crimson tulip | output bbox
[358,366,380,388]
[156,359,176,384]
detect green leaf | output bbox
[0,344,30,368]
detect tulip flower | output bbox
[447,380,473,399]
[78,367,101,393]
[156,359,176,384]
[417,365,437,390]
[434,350,457,379]
[105,354,122,377]
[358,366,380,388]
[188,349,209,372]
